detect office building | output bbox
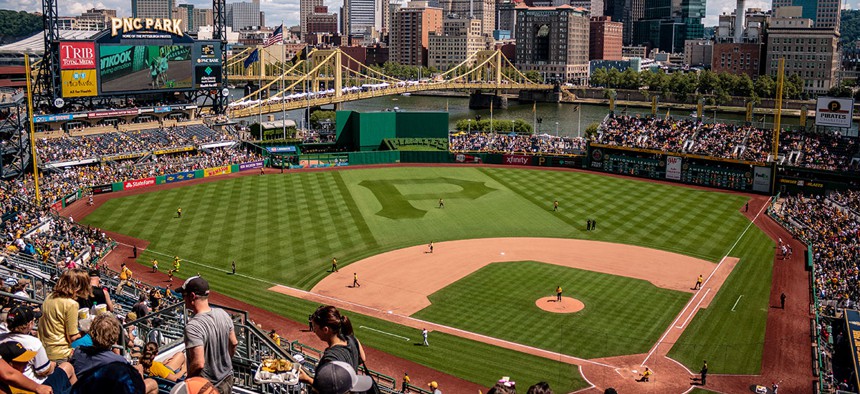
[683,39,712,67]
[301,0,325,36]
[604,0,644,45]
[514,4,590,83]
[390,1,443,66]
[772,0,840,29]
[429,17,485,70]
[765,16,840,94]
[227,2,261,30]
[345,0,382,38]
[589,16,622,60]
[308,6,339,36]
[571,0,603,16]
[633,0,705,53]
[440,0,495,36]
[132,0,174,19]
[193,8,214,31]
[173,5,192,32]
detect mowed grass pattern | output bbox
[414,261,691,358]
[83,166,774,381]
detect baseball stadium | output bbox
[0,9,858,394]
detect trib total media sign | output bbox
[815,97,855,128]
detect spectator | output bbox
[312,360,373,394]
[69,313,157,394]
[38,269,91,362]
[487,377,516,394]
[298,305,367,391]
[131,295,149,318]
[139,341,186,382]
[0,346,53,394]
[0,306,75,393]
[76,270,113,313]
[526,382,552,394]
[177,276,237,394]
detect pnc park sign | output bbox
[815,97,855,128]
[110,17,184,37]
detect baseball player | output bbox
[352,273,360,287]
[556,286,563,302]
[694,275,703,290]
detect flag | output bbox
[244,49,259,68]
[265,24,283,47]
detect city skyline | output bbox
[2,0,857,32]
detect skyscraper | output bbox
[570,0,603,16]
[515,4,590,84]
[603,0,643,45]
[441,0,496,36]
[391,1,443,66]
[772,0,841,29]
[633,0,704,52]
[301,0,324,36]
[346,0,383,38]
[227,1,261,30]
[132,0,174,19]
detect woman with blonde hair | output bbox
[38,269,92,362]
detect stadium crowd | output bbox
[597,114,859,171]
[449,132,586,155]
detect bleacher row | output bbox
[597,114,860,170]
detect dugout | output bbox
[334,110,448,151]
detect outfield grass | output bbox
[413,261,690,358]
[83,166,773,383]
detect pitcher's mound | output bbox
[536,296,585,313]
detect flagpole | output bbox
[281,22,286,141]
[532,100,536,134]
[490,101,493,134]
[258,46,263,137]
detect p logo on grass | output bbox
[359,178,495,219]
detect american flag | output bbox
[265,24,283,47]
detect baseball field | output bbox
[81,166,776,392]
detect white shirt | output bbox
[0,333,52,383]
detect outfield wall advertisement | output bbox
[60,42,96,69]
[204,166,230,177]
[845,309,860,391]
[665,156,682,181]
[98,44,193,93]
[124,177,156,190]
[503,155,533,166]
[815,97,855,128]
[239,161,264,171]
[91,184,113,195]
[165,171,196,183]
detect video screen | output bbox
[99,45,193,93]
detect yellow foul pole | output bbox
[24,54,41,205]
[772,58,784,159]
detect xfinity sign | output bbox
[815,97,855,128]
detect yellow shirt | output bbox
[556,287,562,294]
[37,295,80,360]
[148,361,174,379]
[120,267,132,280]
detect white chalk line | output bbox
[641,196,772,367]
[675,289,710,329]
[360,326,410,341]
[731,295,744,312]
[121,244,617,370]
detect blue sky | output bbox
[1,0,856,31]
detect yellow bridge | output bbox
[225,47,553,118]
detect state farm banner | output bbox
[665,156,682,181]
[502,154,533,166]
[204,166,230,177]
[239,161,264,171]
[59,42,96,69]
[123,177,156,190]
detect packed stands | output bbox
[449,132,586,155]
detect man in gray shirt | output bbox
[177,276,238,393]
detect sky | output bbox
[1,0,857,31]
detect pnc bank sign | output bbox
[110,17,184,37]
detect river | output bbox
[233,92,820,138]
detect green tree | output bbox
[309,110,336,127]
[620,68,641,90]
[0,11,42,43]
[734,74,755,98]
[524,71,542,83]
[584,122,600,139]
[754,75,775,98]
[697,70,720,95]
[783,74,805,99]
[513,119,533,134]
[590,68,608,87]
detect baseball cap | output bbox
[0,341,37,363]
[6,305,39,329]
[429,381,438,389]
[169,376,220,394]
[89,269,101,277]
[313,361,373,394]
[175,276,210,296]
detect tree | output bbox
[512,119,533,134]
[309,110,336,128]
[783,74,805,99]
[734,74,755,98]
[524,71,542,83]
[620,68,640,90]
[754,75,775,98]
[584,122,600,139]
[697,70,720,95]
[590,68,608,87]
[827,82,854,97]
[0,11,42,44]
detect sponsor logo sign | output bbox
[239,161,264,171]
[102,152,146,162]
[815,97,855,128]
[123,177,156,190]
[91,184,113,195]
[778,178,824,189]
[60,42,96,69]
[266,146,297,153]
[153,106,172,113]
[110,17,184,37]
[502,154,533,166]
[88,109,139,119]
[195,65,222,88]
[61,69,97,97]
[551,157,579,168]
[665,156,682,181]
[153,146,193,155]
[63,192,78,206]
[165,171,196,184]
[455,154,482,163]
[590,148,604,169]
[845,309,860,391]
[753,166,772,193]
[34,114,74,123]
[204,166,230,177]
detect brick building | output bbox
[589,16,623,60]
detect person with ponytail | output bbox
[298,305,367,390]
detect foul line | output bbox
[121,244,616,370]
[360,326,410,341]
[641,196,772,366]
[731,295,744,312]
[675,289,710,329]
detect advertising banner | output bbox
[153,146,194,155]
[88,109,139,118]
[845,309,860,392]
[164,171,196,183]
[90,184,113,195]
[239,161,264,171]
[194,42,222,65]
[666,156,682,181]
[50,201,62,212]
[204,166,230,177]
[34,114,74,123]
[102,152,147,162]
[153,106,172,113]
[60,42,96,69]
[61,69,97,97]
[123,177,156,190]
[455,154,482,163]
[266,146,297,153]
[98,44,193,94]
[63,191,78,206]
[195,65,222,88]
[502,154,533,166]
[753,166,772,193]
[815,97,855,128]
[590,148,605,169]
